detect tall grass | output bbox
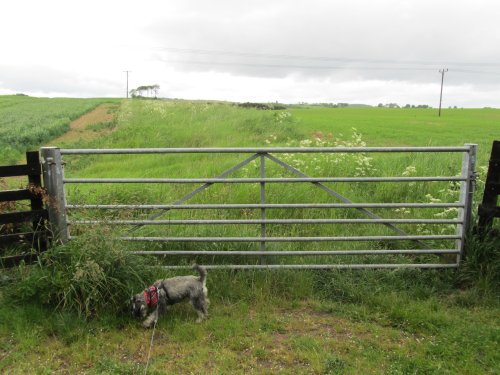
[458,228,500,299]
[13,229,159,317]
[65,133,467,267]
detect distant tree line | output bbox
[237,102,287,110]
[299,103,371,108]
[378,103,432,109]
[130,84,160,99]
[310,102,350,108]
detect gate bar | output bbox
[66,203,465,209]
[113,234,459,242]
[63,176,465,183]
[161,264,459,270]
[70,218,462,225]
[131,249,459,256]
[60,146,470,154]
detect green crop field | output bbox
[0,95,119,164]
[1,98,499,374]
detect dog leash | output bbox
[144,319,157,375]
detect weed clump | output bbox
[458,229,500,300]
[324,354,347,374]
[14,229,159,317]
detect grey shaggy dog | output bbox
[131,264,209,328]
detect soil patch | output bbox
[47,103,118,146]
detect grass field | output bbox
[1,98,499,374]
[62,101,498,264]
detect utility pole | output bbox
[123,70,131,98]
[438,68,448,117]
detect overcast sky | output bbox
[2,0,500,107]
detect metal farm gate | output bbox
[40,145,477,269]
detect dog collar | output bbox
[144,286,159,308]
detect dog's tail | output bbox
[192,264,207,285]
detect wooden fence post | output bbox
[26,151,47,251]
[41,147,69,244]
[478,140,500,232]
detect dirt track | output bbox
[47,103,117,145]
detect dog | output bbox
[131,264,209,328]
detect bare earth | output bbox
[47,103,117,146]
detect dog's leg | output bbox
[195,310,205,323]
[192,295,209,323]
[143,307,159,328]
[203,286,210,307]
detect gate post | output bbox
[41,147,69,244]
[478,140,500,231]
[456,143,477,263]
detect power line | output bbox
[155,58,438,72]
[150,46,500,68]
[154,58,500,76]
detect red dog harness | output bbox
[144,286,159,308]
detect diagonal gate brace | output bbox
[126,153,260,233]
[265,153,430,249]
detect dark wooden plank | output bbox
[0,231,48,253]
[0,253,39,268]
[26,152,42,183]
[0,189,33,202]
[0,232,36,247]
[491,140,500,155]
[484,183,500,195]
[477,141,500,231]
[478,205,500,218]
[0,163,41,178]
[0,210,48,225]
[26,151,45,233]
[485,159,500,182]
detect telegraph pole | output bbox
[438,68,448,117]
[123,70,131,98]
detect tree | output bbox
[152,84,160,99]
[129,84,160,99]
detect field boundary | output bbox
[478,140,500,232]
[0,151,48,267]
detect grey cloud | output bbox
[145,0,500,85]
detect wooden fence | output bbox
[478,140,500,232]
[0,151,48,267]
